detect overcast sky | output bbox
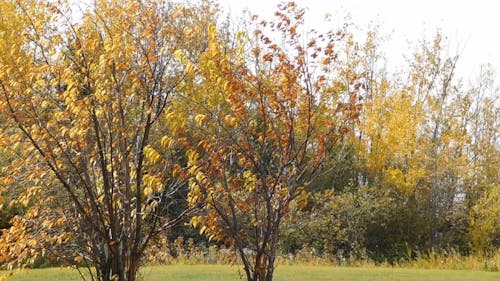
[218,0,500,82]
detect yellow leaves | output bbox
[160,136,175,149]
[190,215,201,228]
[95,88,110,104]
[143,174,162,196]
[190,216,213,238]
[384,167,415,196]
[469,185,500,254]
[243,170,257,191]
[187,183,200,204]
[68,126,85,140]
[39,100,51,110]
[360,86,424,183]
[166,111,176,121]
[0,0,229,272]
[194,114,207,126]
[165,111,187,133]
[94,108,105,119]
[144,145,161,165]
[174,49,188,64]
[207,23,217,41]
[236,30,246,42]
[199,225,207,235]
[185,63,195,76]
[195,171,207,185]
[186,149,199,166]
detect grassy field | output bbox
[3,265,499,281]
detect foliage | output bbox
[180,3,362,281]
[0,0,215,280]
[281,29,499,266]
[470,185,500,257]
[0,1,498,280]
[352,31,499,253]
[283,186,423,263]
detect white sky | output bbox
[218,0,500,82]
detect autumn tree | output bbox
[465,65,500,256]
[0,0,214,280]
[465,65,500,203]
[469,184,500,257]
[180,3,362,281]
[353,32,499,254]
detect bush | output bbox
[282,186,433,263]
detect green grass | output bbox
[2,265,499,281]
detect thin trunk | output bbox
[128,257,139,281]
[98,258,111,281]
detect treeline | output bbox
[0,1,497,281]
[168,31,500,264]
[280,33,500,262]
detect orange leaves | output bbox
[324,42,335,55]
[177,5,362,267]
[252,47,261,57]
[222,115,237,127]
[0,0,365,277]
[263,53,273,62]
[307,38,316,48]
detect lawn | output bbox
[3,265,499,281]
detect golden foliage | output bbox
[0,0,216,279]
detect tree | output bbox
[466,65,500,257]
[355,33,499,254]
[0,0,214,280]
[469,184,500,257]
[465,65,500,204]
[182,3,362,281]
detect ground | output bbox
[2,265,499,281]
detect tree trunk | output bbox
[127,255,140,281]
[97,259,111,281]
[265,255,275,281]
[95,255,140,281]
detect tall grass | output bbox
[404,248,499,271]
[284,247,500,271]
[144,237,499,271]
